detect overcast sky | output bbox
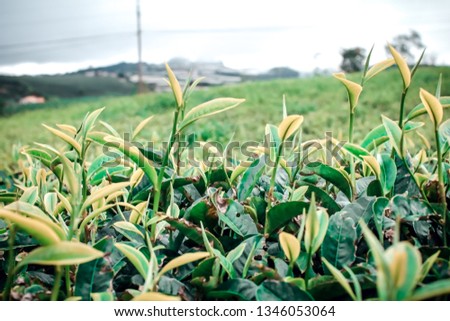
[0,0,449,75]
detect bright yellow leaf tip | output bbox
[419,88,443,127]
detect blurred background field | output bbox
[0,65,448,167]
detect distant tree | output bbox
[267,67,300,78]
[340,47,366,73]
[386,30,425,65]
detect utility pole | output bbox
[136,0,146,93]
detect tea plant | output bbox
[0,48,449,301]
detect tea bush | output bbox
[0,45,449,301]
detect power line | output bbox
[0,31,134,49]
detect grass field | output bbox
[0,66,449,168]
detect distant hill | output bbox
[0,59,303,114]
[0,74,137,114]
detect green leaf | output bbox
[304,195,329,255]
[178,98,245,132]
[266,124,280,162]
[278,115,304,141]
[75,237,114,301]
[373,197,389,241]
[420,88,443,127]
[265,201,309,235]
[343,143,371,159]
[256,280,313,301]
[229,164,247,184]
[220,200,258,237]
[385,242,422,300]
[166,218,225,254]
[132,116,154,140]
[439,119,450,150]
[226,243,247,264]
[5,201,66,240]
[321,213,357,271]
[304,184,341,214]
[333,73,363,112]
[364,58,395,82]
[158,252,210,276]
[89,133,158,187]
[405,97,450,122]
[409,279,450,300]
[322,258,357,301]
[208,278,257,301]
[82,182,129,210]
[378,153,397,195]
[382,115,403,157]
[419,250,440,283]
[0,209,62,245]
[279,232,301,263]
[303,162,352,200]
[42,124,82,156]
[237,156,266,202]
[17,241,104,267]
[80,107,105,139]
[361,122,424,151]
[388,44,411,89]
[360,222,390,300]
[114,221,145,240]
[165,63,183,108]
[115,243,149,279]
[191,257,215,279]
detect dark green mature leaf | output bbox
[373,197,390,240]
[208,278,257,300]
[220,200,258,237]
[367,180,383,197]
[237,156,266,201]
[192,257,216,279]
[256,280,313,301]
[393,155,420,196]
[389,195,433,221]
[158,276,186,296]
[265,202,309,235]
[303,162,352,200]
[233,235,264,277]
[75,237,114,301]
[321,213,357,271]
[378,153,397,195]
[166,218,225,254]
[304,184,341,214]
[361,122,424,151]
[184,200,215,229]
[409,279,450,300]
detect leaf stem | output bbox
[51,266,63,301]
[65,266,71,297]
[151,109,180,240]
[398,90,408,128]
[349,111,356,199]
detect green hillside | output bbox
[0,66,448,167]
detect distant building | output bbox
[19,95,46,104]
